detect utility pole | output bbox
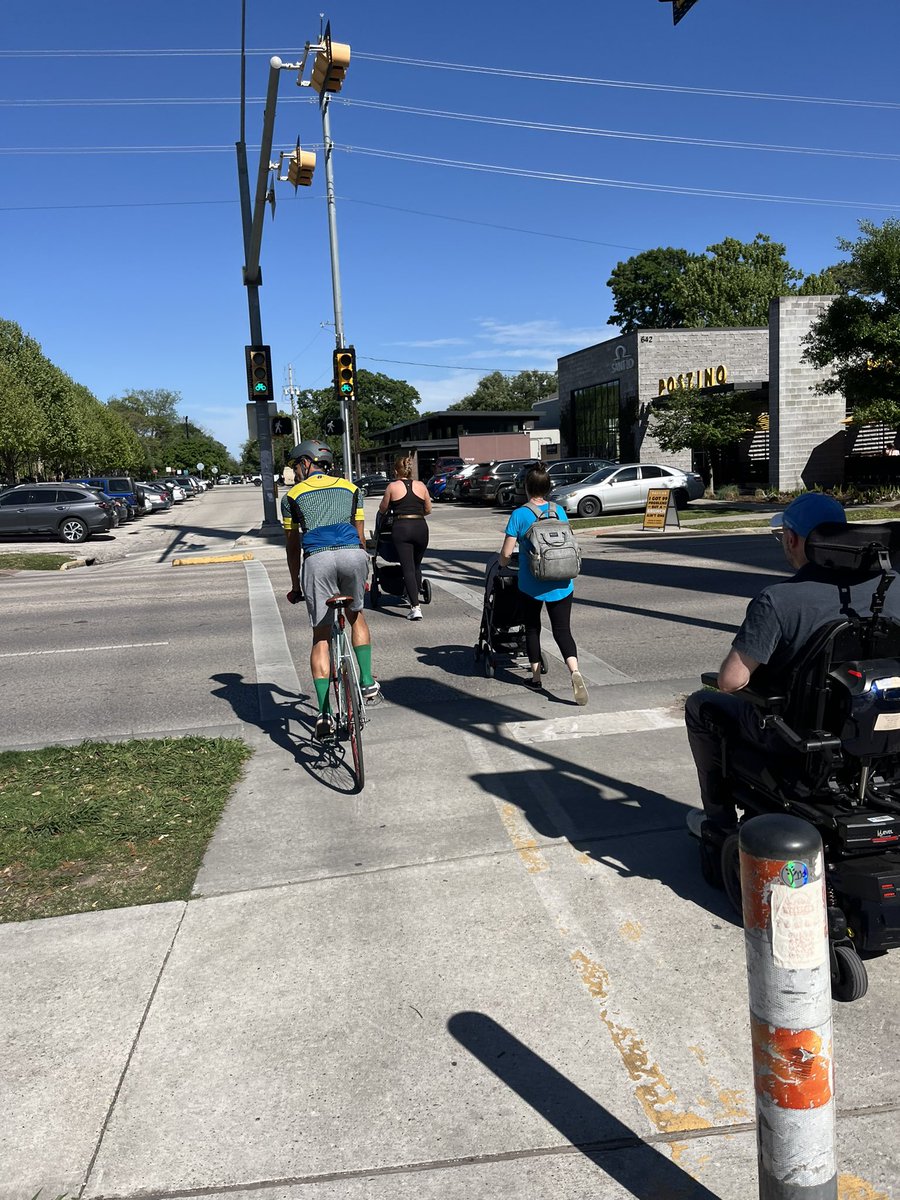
[319,90,354,479]
[235,28,285,528]
[285,364,302,444]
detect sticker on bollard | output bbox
[739,814,837,1200]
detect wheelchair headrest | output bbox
[806,521,900,573]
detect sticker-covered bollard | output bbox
[739,814,836,1200]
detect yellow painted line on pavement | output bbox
[171,552,254,566]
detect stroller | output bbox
[695,521,900,1001]
[368,510,432,610]
[474,555,547,678]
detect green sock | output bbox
[313,677,331,714]
[354,644,374,687]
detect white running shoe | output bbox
[407,606,423,621]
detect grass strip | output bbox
[0,553,75,571]
[0,737,251,923]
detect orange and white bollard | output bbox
[739,814,837,1200]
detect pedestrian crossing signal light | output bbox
[334,347,356,397]
[272,416,292,436]
[325,417,345,436]
[310,40,351,94]
[287,147,316,188]
[245,345,273,401]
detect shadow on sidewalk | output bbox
[448,1012,722,1199]
[378,674,735,923]
[209,671,360,796]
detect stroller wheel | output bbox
[483,654,495,679]
[832,943,868,1003]
[721,833,742,918]
[421,578,433,605]
[540,654,548,675]
[474,643,481,662]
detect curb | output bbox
[59,557,96,571]
[171,552,255,567]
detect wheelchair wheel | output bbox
[421,578,432,605]
[832,943,868,1003]
[721,834,743,918]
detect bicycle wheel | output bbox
[341,659,365,789]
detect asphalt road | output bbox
[2,486,897,1200]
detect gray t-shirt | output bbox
[733,565,900,678]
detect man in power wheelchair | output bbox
[685,492,900,1001]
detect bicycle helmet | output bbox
[288,440,334,467]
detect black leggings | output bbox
[391,519,429,604]
[519,592,577,664]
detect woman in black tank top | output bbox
[378,456,432,619]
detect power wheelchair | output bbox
[696,521,900,1002]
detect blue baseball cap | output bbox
[770,492,847,538]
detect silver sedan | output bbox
[553,463,705,518]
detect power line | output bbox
[340,144,900,212]
[338,196,644,251]
[361,356,535,375]
[353,52,900,112]
[0,45,896,110]
[337,97,900,164]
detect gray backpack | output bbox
[524,502,582,582]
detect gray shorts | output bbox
[302,547,369,628]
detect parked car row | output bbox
[0,474,209,544]
[424,457,705,516]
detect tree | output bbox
[651,386,756,491]
[607,247,702,332]
[107,388,182,441]
[448,369,557,412]
[804,218,900,415]
[0,357,42,483]
[676,234,803,328]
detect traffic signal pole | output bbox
[236,56,286,529]
[319,93,354,479]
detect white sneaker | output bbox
[407,606,423,621]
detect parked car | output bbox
[553,463,706,518]
[426,471,453,500]
[0,483,114,544]
[161,480,186,503]
[466,459,540,505]
[508,458,617,508]
[66,475,139,510]
[355,473,389,497]
[432,456,466,475]
[135,482,172,511]
[444,462,484,501]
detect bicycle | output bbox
[323,593,369,790]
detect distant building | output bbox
[365,410,537,479]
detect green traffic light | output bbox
[254,383,268,393]
[341,384,352,393]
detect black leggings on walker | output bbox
[519,592,577,664]
[392,519,429,604]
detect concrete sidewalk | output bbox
[2,526,898,1200]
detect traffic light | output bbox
[324,417,345,436]
[272,416,292,436]
[245,345,273,401]
[333,346,356,398]
[310,40,351,94]
[287,147,316,188]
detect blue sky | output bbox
[2,0,899,457]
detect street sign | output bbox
[642,488,681,531]
[246,401,276,441]
[196,461,204,471]
[211,466,219,474]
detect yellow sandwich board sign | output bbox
[643,487,681,531]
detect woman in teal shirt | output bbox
[498,464,588,705]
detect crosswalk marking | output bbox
[504,705,685,743]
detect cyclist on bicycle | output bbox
[282,440,380,740]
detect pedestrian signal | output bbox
[272,416,292,436]
[325,417,345,436]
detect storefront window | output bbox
[570,381,620,459]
